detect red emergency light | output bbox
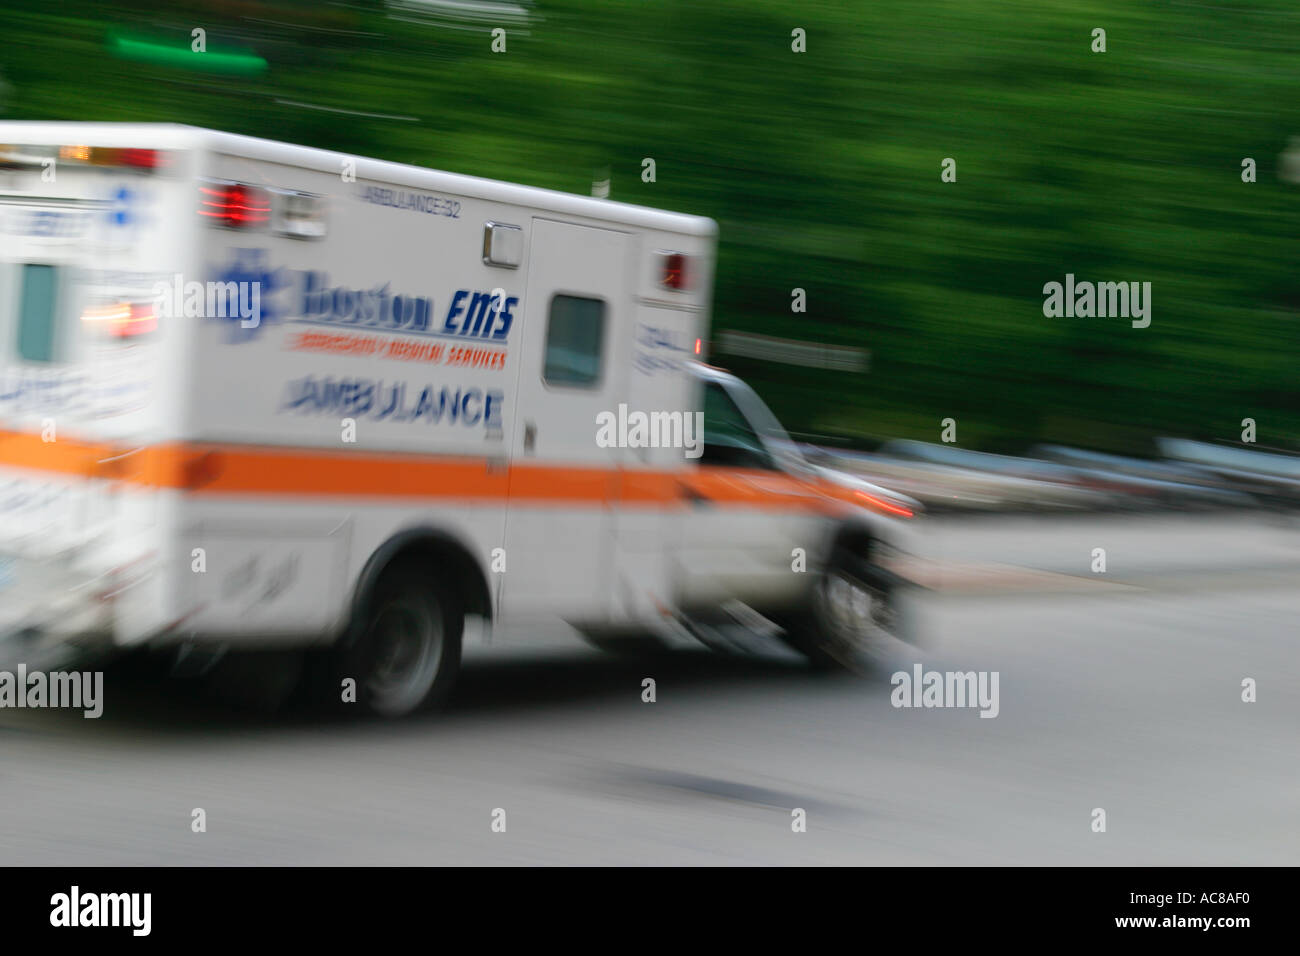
[119,148,164,170]
[199,181,270,227]
[660,252,689,291]
[81,301,157,339]
[55,145,167,171]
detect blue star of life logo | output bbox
[210,249,288,342]
[108,187,134,227]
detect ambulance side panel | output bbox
[177,151,507,638]
[173,139,714,642]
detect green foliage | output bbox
[4,0,1297,451]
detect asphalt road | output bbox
[2,513,1297,865]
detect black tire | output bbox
[781,543,905,670]
[332,564,462,718]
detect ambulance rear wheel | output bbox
[346,566,462,718]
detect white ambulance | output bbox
[0,123,921,716]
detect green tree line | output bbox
[4,0,1296,453]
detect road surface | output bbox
[1,513,1296,865]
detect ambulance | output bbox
[0,123,921,716]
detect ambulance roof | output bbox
[0,122,718,239]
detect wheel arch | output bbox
[819,512,905,570]
[346,526,493,646]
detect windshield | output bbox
[710,376,808,472]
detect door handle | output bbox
[523,421,537,454]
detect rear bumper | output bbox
[0,550,120,670]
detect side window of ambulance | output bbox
[699,382,775,470]
[543,294,605,387]
[16,264,62,364]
